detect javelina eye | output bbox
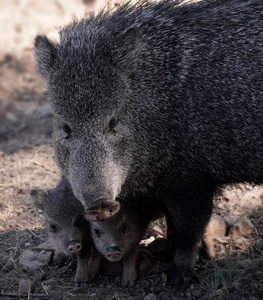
[93,229,101,237]
[121,224,128,233]
[108,118,118,133]
[94,229,101,237]
[49,223,59,233]
[62,124,71,139]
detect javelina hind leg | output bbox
[164,186,214,289]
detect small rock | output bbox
[25,242,31,248]
[224,213,239,227]
[150,225,164,238]
[234,237,250,250]
[19,249,52,273]
[229,215,255,237]
[37,241,54,250]
[6,112,17,122]
[19,279,31,294]
[250,283,258,290]
[161,273,167,283]
[238,258,254,269]
[191,289,203,298]
[143,293,158,300]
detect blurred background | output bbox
[0,0,121,232]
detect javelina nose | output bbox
[106,246,122,262]
[68,241,82,254]
[85,199,121,222]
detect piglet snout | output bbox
[68,241,82,254]
[106,246,122,262]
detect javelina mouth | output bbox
[84,199,120,222]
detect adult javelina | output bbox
[31,178,101,286]
[34,0,263,288]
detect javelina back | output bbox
[34,0,263,288]
[31,178,101,286]
[90,198,163,287]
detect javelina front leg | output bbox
[75,254,90,287]
[75,247,102,287]
[164,186,214,289]
[87,247,102,280]
[121,247,139,288]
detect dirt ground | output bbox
[0,1,263,299]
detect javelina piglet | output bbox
[31,178,102,286]
[90,199,163,287]
[34,0,263,288]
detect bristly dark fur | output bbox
[34,0,263,287]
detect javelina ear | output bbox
[30,189,46,210]
[112,27,137,71]
[34,35,58,80]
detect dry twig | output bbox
[33,161,57,174]
[0,293,50,298]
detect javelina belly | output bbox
[31,178,101,286]
[34,0,263,288]
[90,199,163,287]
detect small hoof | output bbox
[166,265,192,290]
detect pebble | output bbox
[161,273,167,283]
[229,215,255,238]
[143,293,158,300]
[25,242,31,248]
[19,279,31,294]
[191,288,203,298]
[19,249,52,273]
[250,282,258,290]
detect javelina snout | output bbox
[106,246,122,262]
[68,241,82,254]
[84,198,121,222]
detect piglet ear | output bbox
[30,189,46,210]
[112,27,138,71]
[34,35,58,80]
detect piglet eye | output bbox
[49,223,59,233]
[109,118,118,133]
[94,229,101,237]
[62,124,71,139]
[121,224,128,233]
